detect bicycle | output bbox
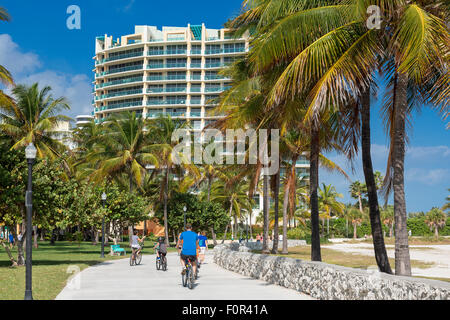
[155,249,167,271]
[181,256,197,289]
[130,243,144,266]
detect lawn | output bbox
[271,245,434,270]
[344,237,450,246]
[0,240,176,300]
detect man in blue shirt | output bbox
[177,223,199,276]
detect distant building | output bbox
[76,115,94,127]
[49,120,76,150]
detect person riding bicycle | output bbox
[177,223,199,277]
[198,231,208,266]
[154,236,167,260]
[131,230,145,260]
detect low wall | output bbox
[230,240,307,252]
[213,244,450,300]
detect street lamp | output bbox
[24,142,36,300]
[183,206,187,230]
[101,192,107,258]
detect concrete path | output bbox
[56,251,313,300]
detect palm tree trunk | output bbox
[163,168,170,246]
[393,71,411,276]
[358,195,363,213]
[207,176,212,202]
[435,226,439,240]
[210,227,217,245]
[271,171,280,254]
[390,224,393,238]
[262,174,270,254]
[222,224,229,244]
[128,170,133,247]
[310,127,321,261]
[33,226,38,248]
[361,88,392,274]
[353,223,357,239]
[282,182,289,254]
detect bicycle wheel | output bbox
[136,252,142,265]
[182,268,188,287]
[188,265,195,289]
[162,257,167,271]
[129,254,135,266]
[156,258,161,270]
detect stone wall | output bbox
[213,244,450,300]
[231,239,307,252]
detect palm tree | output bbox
[0,83,71,159]
[0,7,13,104]
[318,183,345,236]
[443,190,450,214]
[381,205,394,238]
[87,111,159,244]
[210,172,253,242]
[349,181,367,213]
[146,115,199,246]
[346,206,364,239]
[424,208,447,240]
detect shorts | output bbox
[158,251,167,256]
[181,254,197,263]
[131,245,141,250]
[199,247,206,255]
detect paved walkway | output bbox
[56,252,313,300]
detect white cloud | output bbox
[406,145,450,159]
[0,34,92,118]
[406,168,450,185]
[0,34,41,75]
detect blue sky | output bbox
[0,0,448,212]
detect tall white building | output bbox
[92,24,249,129]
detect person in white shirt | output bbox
[130,230,145,261]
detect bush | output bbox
[407,217,433,236]
[287,227,310,240]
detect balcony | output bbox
[105,65,143,75]
[103,89,142,99]
[167,111,187,117]
[147,63,187,69]
[205,48,246,55]
[146,75,186,81]
[97,77,143,88]
[189,110,202,116]
[105,102,142,110]
[167,37,186,41]
[147,111,165,118]
[147,99,186,105]
[189,87,202,93]
[205,87,224,93]
[146,88,164,93]
[204,63,225,68]
[103,51,143,63]
[204,75,229,80]
[190,49,202,55]
[190,75,202,80]
[165,87,187,93]
[189,63,202,68]
[147,49,187,56]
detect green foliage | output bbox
[407,217,434,236]
[155,192,230,235]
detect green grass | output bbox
[343,237,450,246]
[0,240,175,300]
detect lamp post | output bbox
[101,192,107,258]
[246,216,249,243]
[183,206,187,231]
[24,142,36,300]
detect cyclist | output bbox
[198,231,208,267]
[154,237,167,260]
[130,230,145,261]
[177,223,199,277]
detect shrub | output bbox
[287,227,310,240]
[407,217,433,236]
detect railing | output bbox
[190,49,202,55]
[190,75,202,80]
[167,111,187,117]
[205,87,224,92]
[205,48,246,54]
[106,65,142,75]
[97,77,143,88]
[167,37,186,41]
[205,63,225,68]
[147,111,165,118]
[103,89,143,98]
[150,39,164,42]
[189,87,202,93]
[146,75,186,81]
[104,102,142,110]
[189,110,202,116]
[164,87,187,93]
[147,63,187,69]
[146,88,164,93]
[147,49,187,56]
[103,51,143,63]
[204,75,229,80]
[147,100,186,105]
[206,37,219,41]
